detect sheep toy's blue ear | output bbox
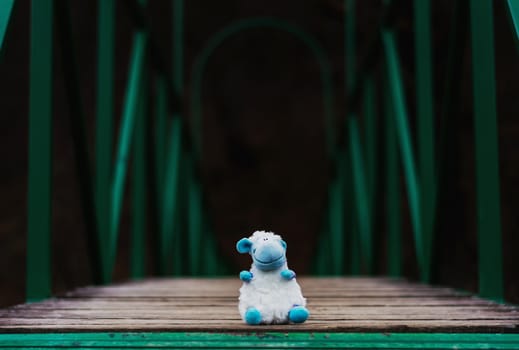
[236,238,253,253]
[280,240,287,250]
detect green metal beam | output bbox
[363,76,377,203]
[26,0,54,302]
[188,160,202,276]
[507,0,519,45]
[95,0,115,284]
[329,171,345,275]
[161,118,183,275]
[1,332,519,349]
[154,77,167,210]
[345,0,356,95]
[382,30,426,282]
[172,0,183,95]
[0,0,14,53]
[469,0,504,301]
[414,0,435,281]
[110,31,147,272]
[55,0,102,284]
[385,72,401,277]
[154,77,167,275]
[131,67,148,279]
[349,118,373,273]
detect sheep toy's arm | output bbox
[239,270,253,282]
[280,269,296,280]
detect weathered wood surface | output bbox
[0,277,518,333]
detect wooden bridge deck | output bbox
[1,277,518,334]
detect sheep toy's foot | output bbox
[245,308,262,325]
[288,306,309,324]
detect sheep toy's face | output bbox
[236,231,287,271]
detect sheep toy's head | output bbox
[236,231,287,271]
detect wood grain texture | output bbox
[0,277,517,333]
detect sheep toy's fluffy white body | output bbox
[236,231,308,325]
[238,262,306,324]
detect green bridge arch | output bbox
[190,17,336,159]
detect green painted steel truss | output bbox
[0,332,518,349]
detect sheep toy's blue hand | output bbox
[239,270,253,282]
[280,269,296,280]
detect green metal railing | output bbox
[1,0,517,305]
[0,0,223,302]
[315,0,519,303]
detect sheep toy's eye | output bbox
[263,238,268,241]
[253,248,256,253]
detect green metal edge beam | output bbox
[190,17,334,159]
[1,332,519,348]
[0,0,15,52]
[506,0,519,45]
[382,29,426,282]
[26,0,54,302]
[349,117,373,273]
[469,0,504,301]
[110,31,147,272]
[95,0,115,284]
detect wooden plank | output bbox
[0,277,517,333]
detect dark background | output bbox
[1,0,518,307]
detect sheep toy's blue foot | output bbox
[288,306,309,323]
[245,308,262,325]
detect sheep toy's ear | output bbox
[280,240,287,250]
[236,238,253,253]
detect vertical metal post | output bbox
[173,0,183,100]
[343,0,356,276]
[188,160,202,276]
[26,0,53,302]
[155,78,167,206]
[363,76,376,273]
[173,0,185,274]
[329,167,345,275]
[349,118,373,273]
[131,70,148,279]
[469,0,503,301]
[385,71,401,277]
[161,118,183,274]
[55,0,102,284]
[414,0,435,280]
[130,0,148,280]
[95,0,115,283]
[363,77,376,201]
[345,0,356,92]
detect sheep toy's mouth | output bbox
[253,255,286,271]
[255,255,283,264]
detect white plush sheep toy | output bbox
[236,230,309,325]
